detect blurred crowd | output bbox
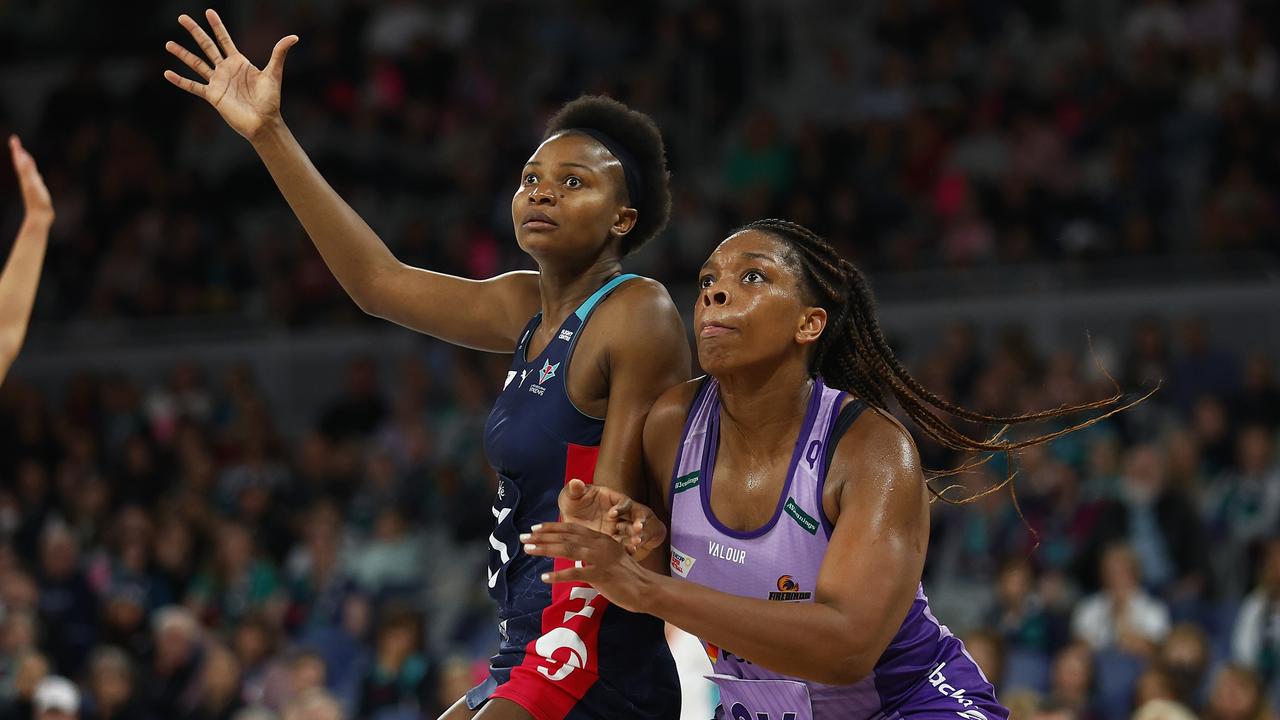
[0,315,1275,720]
[1,0,1279,719]
[0,345,507,720]
[920,317,1280,720]
[0,0,1278,327]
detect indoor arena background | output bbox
[1,2,1279,719]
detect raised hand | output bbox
[9,136,52,225]
[163,9,299,141]
[558,478,667,562]
[1,135,52,383]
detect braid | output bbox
[737,219,1153,503]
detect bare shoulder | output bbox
[594,276,683,331]
[647,376,705,435]
[492,270,542,312]
[589,277,690,377]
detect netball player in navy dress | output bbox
[529,220,1138,719]
[165,12,689,719]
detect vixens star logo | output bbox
[539,359,560,384]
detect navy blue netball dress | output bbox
[467,273,680,720]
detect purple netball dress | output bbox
[667,377,1009,720]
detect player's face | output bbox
[512,132,637,265]
[694,229,826,375]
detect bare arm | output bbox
[570,281,690,572]
[0,136,53,384]
[529,411,929,685]
[164,10,539,351]
[642,378,703,516]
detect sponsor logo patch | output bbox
[670,546,696,578]
[673,471,700,493]
[783,497,818,535]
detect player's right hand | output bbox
[163,9,299,142]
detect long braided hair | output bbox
[737,218,1152,504]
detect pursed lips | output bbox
[700,321,734,338]
[522,211,558,230]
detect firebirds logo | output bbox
[768,575,812,602]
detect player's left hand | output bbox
[558,478,667,561]
[522,522,655,613]
[9,136,52,225]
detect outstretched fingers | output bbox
[266,35,299,79]
[163,70,207,99]
[9,136,52,216]
[165,41,213,80]
[178,13,222,65]
[205,9,239,57]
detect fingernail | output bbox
[518,533,531,542]
[540,573,550,582]
[531,524,542,532]
[524,544,536,552]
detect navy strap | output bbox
[822,399,868,477]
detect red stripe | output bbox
[492,443,605,720]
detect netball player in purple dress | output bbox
[529,220,1137,719]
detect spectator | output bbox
[1072,544,1171,655]
[285,502,357,636]
[83,647,150,720]
[1077,446,1206,603]
[1204,426,1280,598]
[142,606,204,719]
[1133,665,1179,710]
[285,652,327,711]
[1159,624,1212,708]
[1047,642,1095,720]
[187,522,282,630]
[349,508,424,600]
[0,652,49,720]
[190,642,243,720]
[31,676,78,720]
[985,557,1054,656]
[1170,319,1239,411]
[1233,538,1280,694]
[0,611,38,697]
[1204,664,1269,720]
[357,607,437,720]
[34,522,97,676]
